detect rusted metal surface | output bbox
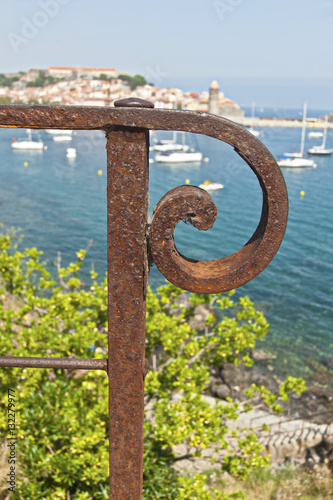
[0,98,288,499]
[106,103,149,498]
[149,151,287,293]
[0,356,107,370]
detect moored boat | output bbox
[199,180,224,191]
[66,148,77,158]
[45,129,73,135]
[155,149,202,163]
[277,157,316,168]
[11,129,44,150]
[308,116,333,155]
[53,135,72,142]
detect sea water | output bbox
[0,118,332,380]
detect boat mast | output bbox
[172,98,178,143]
[300,102,307,155]
[321,115,328,149]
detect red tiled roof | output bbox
[49,66,116,72]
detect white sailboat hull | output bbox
[11,141,44,150]
[45,129,73,135]
[282,152,304,158]
[308,147,333,155]
[277,158,316,168]
[53,135,72,142]
[155,151,203,163]
[308,131,323,139]
[154,143,189,152]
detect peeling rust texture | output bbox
[0,99,288,499]
[0,356,107,370]
[106,119,149,499]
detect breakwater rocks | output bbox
[238,117,333,129]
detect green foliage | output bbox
[118,73,148,90]
[0,74,19,88]
[26,71,60,88]
[0,230,305,499]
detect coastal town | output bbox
[0,66,243,115]
[0,66,331,128]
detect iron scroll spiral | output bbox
[146,112,289,294]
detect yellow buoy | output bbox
[98,170,102,176]
[185,179,190,184]
[300,191,305,197]
[24,162,28,167]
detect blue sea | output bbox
[0,110,332,380]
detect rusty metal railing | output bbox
[0,98,288,499]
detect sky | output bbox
[0,0,333,108]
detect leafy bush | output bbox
[0,231,304,499]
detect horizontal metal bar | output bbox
[0,356,107,371]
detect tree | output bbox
[99,74,109,81]
[118,73,148,90]
[0,230,305,499]
[0,74,19,88]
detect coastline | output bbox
[235,117,333,128]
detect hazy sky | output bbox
[1,0,332,107]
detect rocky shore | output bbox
[172,293,333,470]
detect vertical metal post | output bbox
[106,99,151,499]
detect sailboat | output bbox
[282,102,308,158]
[278,103,316,168]
[308,131,323,139]
[247,102,260,137]
[153,99,190,152]
[155,131,202,163]
[153,131,189,152]
[11,129,44,150]
[155,148,202,163]
[44,129,73,136]
[308,115,333,155]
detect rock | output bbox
[209,376,231,399]
[308,386,333,404]
[310,372,333,385]
[251,348,276,362]
[219,362,279,400]
[189,304,213,331]
[322,358,333,370]
[167,293,217,331]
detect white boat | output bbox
[154,142,189,152]
[153,131,189,152]
[308,146,333,155]
[247,102,261,137]
[155,149,202,163]
[278,102,316,167]
[199,180,224,191]
[308,115,333,155]
[248,128,260,137]
[11,129,44,150]
[277,157,316,168]
[308,131,323,139]
[282,102,308,158]
[66,148,77,158]
[45,129,73,135]
[53,135,72,142]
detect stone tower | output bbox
[208,80,220,115]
